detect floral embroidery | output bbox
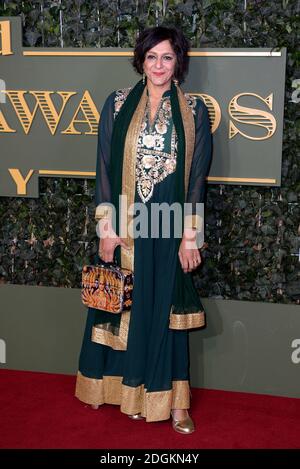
[113,87,132,119]
[136,137,177,203]
[184,93,198,116]
[136,94,177,203]
[112,88,199,203]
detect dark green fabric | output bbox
[78,79,201,399]
[79,169,190,389]
[95,77,203,333]
[79,224,189,391]
[169,80,204,315]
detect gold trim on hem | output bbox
[169,309,205,329]
[91,313,130,351]
[75,371,190,423]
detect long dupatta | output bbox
[91,78,205,351]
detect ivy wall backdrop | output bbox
[0,0,299,304]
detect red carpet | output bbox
[0,369,299,449]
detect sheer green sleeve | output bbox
[185,98,212,230]
[95,91,116,220]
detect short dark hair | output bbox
[132,26,190,84]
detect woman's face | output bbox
[143,39,177,90]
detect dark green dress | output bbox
[75,86,212,422]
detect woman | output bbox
[75,26,212,434]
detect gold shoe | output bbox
[90,404,99,410]
[171,410,195,434]
[128,413,144,420]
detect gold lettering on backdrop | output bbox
[30,91,76,135]
[229,93,276,140]
[0,21,13,56]
[8,169,34,195]
[62,90,99,135]
[191,93,221,133]
[3,90,76,135]
[0,106,15,132]
[0,90,278,140]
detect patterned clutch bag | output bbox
[81,261,134,314]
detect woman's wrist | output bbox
[95,204,113,222]
[183,227,197,240]
[97,218,116,238]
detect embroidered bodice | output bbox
[94,84,212,218]
[113,87,198,203]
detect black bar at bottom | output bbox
[0,449,299,466]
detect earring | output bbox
[173,78,179,87]
[142,72,145,84]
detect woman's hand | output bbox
[178,228,202,273]
[97,219,130,263]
